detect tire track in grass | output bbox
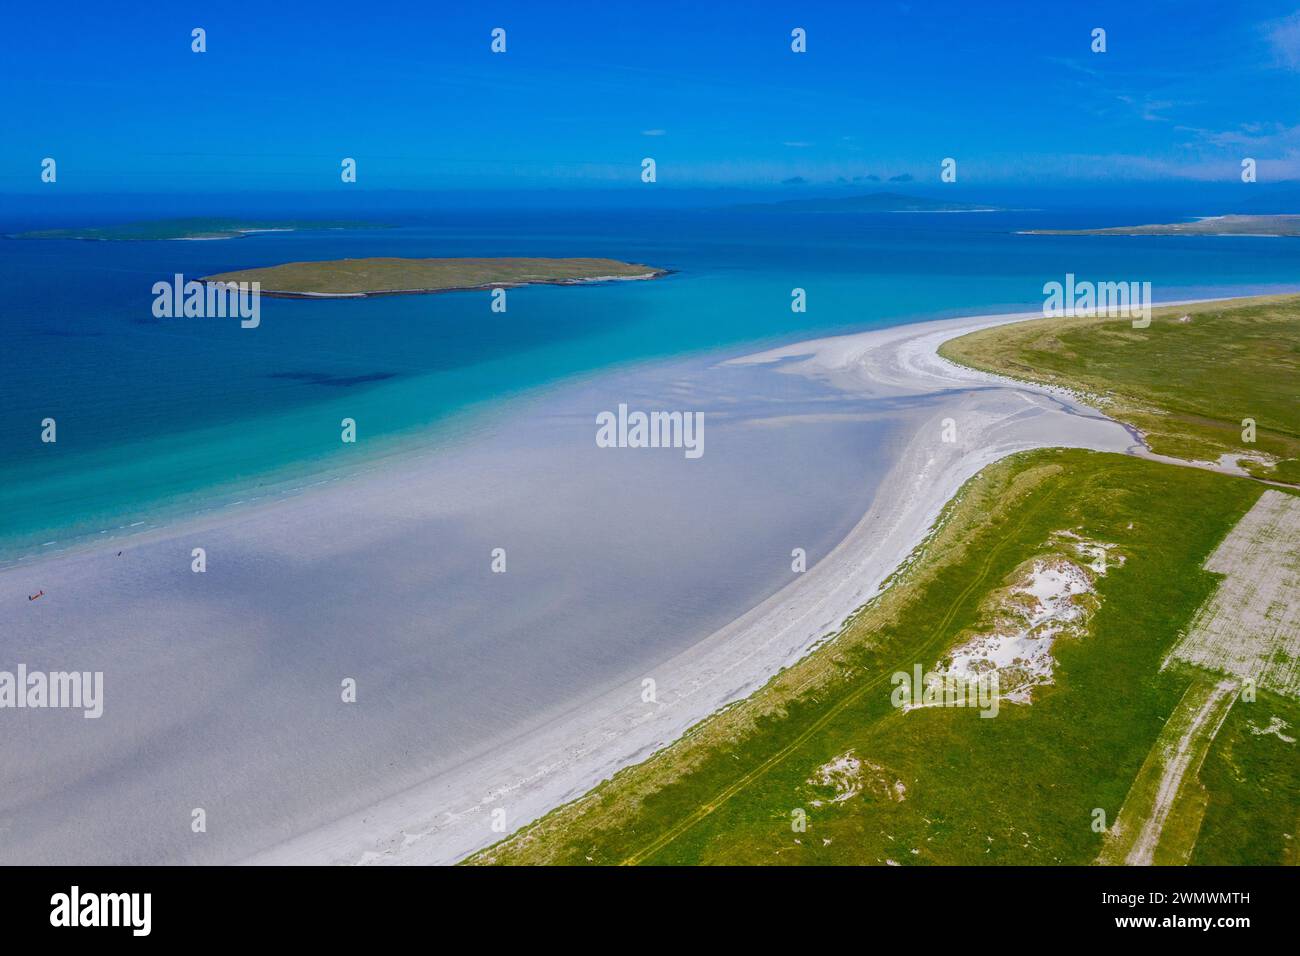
[1097,676,1239,866]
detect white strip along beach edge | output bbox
[244,297,1251,865]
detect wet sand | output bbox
[1,339,902,864]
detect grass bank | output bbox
[938,294,1300,483]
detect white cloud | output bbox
[641,129,667,136]
[1116,94,1176,122]
[1265,12,1300,69]
[1178,121,1300,150]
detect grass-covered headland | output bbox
[1025,214,1300,237]
[939,295,1300,483]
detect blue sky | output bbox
[5,0,1300,193]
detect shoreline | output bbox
[1,327,894,865]
[243,303,1144,865]
[279,292,1278,866]
[4,292,1282,866]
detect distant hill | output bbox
[730,192,1001,213]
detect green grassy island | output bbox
[201,256,668,297]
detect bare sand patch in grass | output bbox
[808,753,864,804]
[1165,490,1300,698]
[924,535,1120,705]
[807,751,907,806]
[1246,716,1296,743]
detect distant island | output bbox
[1024,214,1300,237]
[201,257,668,298]
[732,191,1001,213]
[9,218,387,241]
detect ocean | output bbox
[3,202,1298,563]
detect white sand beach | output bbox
[2,304,1155,865]
[246,306,1140,865]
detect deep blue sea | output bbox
[3,202,1298,562]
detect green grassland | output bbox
[201,257,665,296]
[471,449,1292,865]
[938,295,1300,483]
[1193,687,1300,864]
[1026,214,1300,236]
[10,218,384,241]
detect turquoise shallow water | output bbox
[2,205,1298,562]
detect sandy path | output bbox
[1099,677,1239,866]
